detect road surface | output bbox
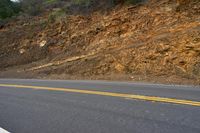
[0,79,200,133]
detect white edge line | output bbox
[0,127,10,133]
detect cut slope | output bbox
[0,0,199,84]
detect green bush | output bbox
[64,0,144,15]
[48,8,66,23]
[45,0,58,4]
[0,0,21,19]
[71,0,144,7]
[73,0,91,6]
[0,0,145,19]
[20,0,45,16]
[125,0,144,4]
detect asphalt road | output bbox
[0,79,200,133]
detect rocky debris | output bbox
[39,40,47,47]
[26,51,97,71]
[19,49,26,54]
[0,0,199,84]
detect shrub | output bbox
[0,0,21,19]
[72,0,91,6]
[48,8,66,23]
[20,0,44,16]
[125,0,144,4]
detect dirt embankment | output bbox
[0,0,199,85]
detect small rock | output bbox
[114,63,125,72]
[19,49,26,54]
[39,40,47,47]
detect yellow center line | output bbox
[0,84,200,107]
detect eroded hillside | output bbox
[0,0,199,84]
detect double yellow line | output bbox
[0,84,200,107]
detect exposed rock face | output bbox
[0,0,199,84]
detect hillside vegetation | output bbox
[0,0,199,85]
[0,0,20,19]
